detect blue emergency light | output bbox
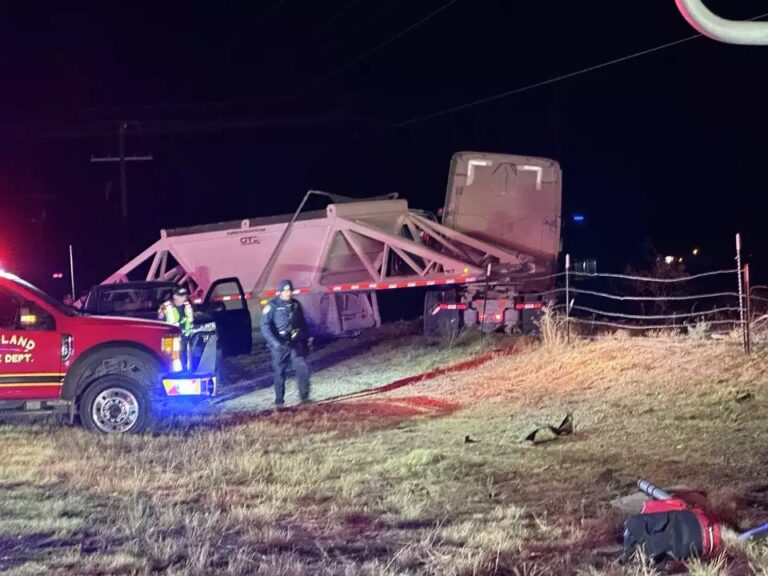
[572,214,585,223]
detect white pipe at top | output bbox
[675,0,768,45]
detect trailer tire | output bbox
[80,375,153,434]
[423,289,461,339]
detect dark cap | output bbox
[278,279,293,293]
[174,286,189,296]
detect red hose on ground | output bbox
[319,346,517,404]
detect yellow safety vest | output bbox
[159,301,194,332]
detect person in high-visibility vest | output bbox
[157,286,195,332]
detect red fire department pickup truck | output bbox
[0,272,217,433]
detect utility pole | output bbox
[90,121,153,260]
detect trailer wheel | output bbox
[80,375,152,434]
[423,290,461,339]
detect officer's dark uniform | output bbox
[260,280,311,406]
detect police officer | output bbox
[260,279,311,408]
[158,286,195,333]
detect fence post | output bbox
[736,233,747,354]
[744,263,752,354]
[565,254,571,343]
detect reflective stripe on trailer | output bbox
[431,303,468,316]
[261,287,310,298]
[192,292,257,304]
[199,277,479,302]
[514,302,543,310]
[322,276,477,294]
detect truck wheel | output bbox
[80,376,152,434]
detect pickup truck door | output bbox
[0,287,63,400]
[203,278,252,356]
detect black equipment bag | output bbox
[622,509,705,564]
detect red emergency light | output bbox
[52,273,64,279]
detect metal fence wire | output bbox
[528,235,755,352]
[564,268,741,331]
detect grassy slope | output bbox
[2,330,768,575]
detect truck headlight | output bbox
[161,336,183,372]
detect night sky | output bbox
[1,1,767,295]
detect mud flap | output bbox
[423,290,461,338]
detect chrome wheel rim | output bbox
[92,387,140,433]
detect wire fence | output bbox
[559,267,742,335]
[532,235,759,353]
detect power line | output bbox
[394,34,701,127]
[269,0,364,63]
[392,11,768,129]
[282,0,463,101]
[77,0,457,118]
[14,7,768,141]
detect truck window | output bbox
[0,289,55,331]
[5,276,79,317]
[19,301,56,331]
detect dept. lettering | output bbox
[0,334,36,364]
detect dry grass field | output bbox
[2,321,768,575]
